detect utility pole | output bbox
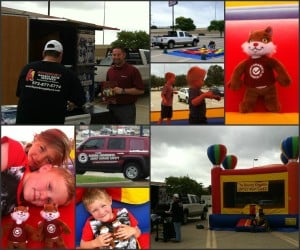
[103,1,106,44]
[48,0,50,16]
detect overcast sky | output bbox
[151,1,224,27]
[151,63,224,77]
[151,126,298,187]
[1,1,149,44]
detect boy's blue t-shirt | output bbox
[188,88,207,124]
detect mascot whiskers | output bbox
[228,26,291,113]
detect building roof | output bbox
[1,6,120,31]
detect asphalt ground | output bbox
[151,35,224,63]
[150,208,299,249]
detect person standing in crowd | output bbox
[157,72,176,125]
[16,40,85,124]
[106,47,145,124]
[166,193,184,243]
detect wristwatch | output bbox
[121,88,126,94]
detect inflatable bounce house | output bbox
[225,1,299,124]
[75,187,150,248]
[207,136,299,232]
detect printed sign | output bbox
[168,0,178,7]
[237,181,269,192]
[78,152,120,163]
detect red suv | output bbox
[76,135,150,180]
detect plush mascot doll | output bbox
[228,26,291,113]
[3,206,38,248]
[37,203,71,248]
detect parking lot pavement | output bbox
[151,36,224,63]
[150,210,299,249]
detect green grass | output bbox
[76,175,126,183]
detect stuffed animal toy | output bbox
[228,26,291,113]
[37,203,71,248]
[99,225,115,249]
[3,206,37,248]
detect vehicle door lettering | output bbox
[79,152,120,162]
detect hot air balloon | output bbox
[207,144,227,167]
[281,136,299,161]
[280,152,288,165]
[222,155,238,169]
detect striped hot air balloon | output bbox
[281,136,299,161]
[222,155,238,169]
[207,144,227,166]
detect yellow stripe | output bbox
[225,112,299,125]
[226,1,298,7]
[121,188,149,204]
[151,108,224,122]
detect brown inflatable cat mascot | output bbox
[228,26,291,113]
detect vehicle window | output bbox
[108,138,125,150]
[82,138,104,149]
[179,32,184,37]
[99,56,113,66]
[129,139,145,150]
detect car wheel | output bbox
[192,40,198,47]
[185,97,189,104]
[123,162,141,180]
[168,42,175,49]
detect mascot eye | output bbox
[262,38,269,43]
[249,39,253,43]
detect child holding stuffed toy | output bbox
[80,188,141,249]
[187,66,221,124]
[157,72,177,125]
[1,164,75,217]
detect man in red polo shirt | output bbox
[106,47,145,124]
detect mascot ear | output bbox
[265,26,273,35]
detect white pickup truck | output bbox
[94,48,150,93]
[181,194,207,224]
[152,30,199,49]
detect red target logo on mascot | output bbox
[13,227,23,238]
[249,63,264,79]
[47,223,57,234]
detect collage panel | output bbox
[150,63,224,125]
[75,187,150,249]
[1,1,150,126]
[151,1,224,63]
[150,125,299,249]
[1,125,76,249]
[225,1,299,125]
[75,125,150,186]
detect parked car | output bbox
[210,85,224,97]
[177,87,189,103]
[76,135,150,180]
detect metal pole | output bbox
[103,1,106,44]
[48,0,50,16]
[172,6,174,31]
